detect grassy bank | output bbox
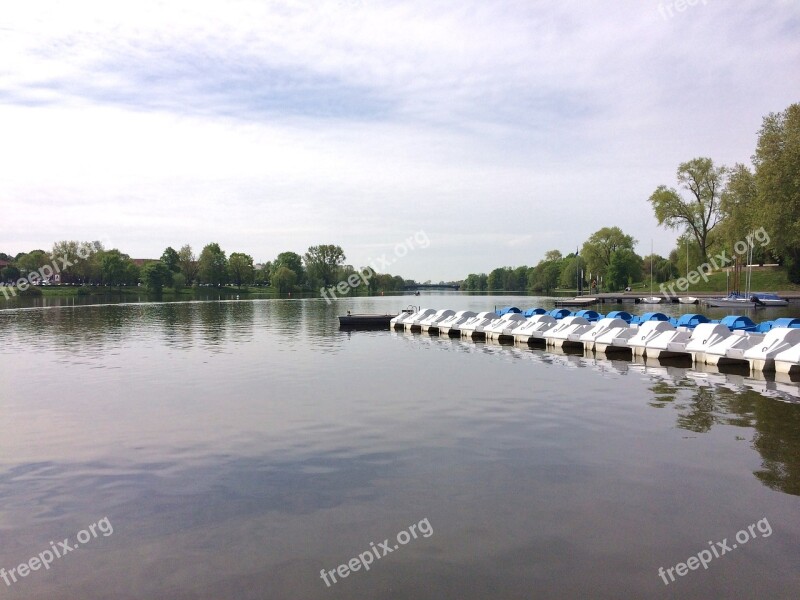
[3,285,397,302]
[653,265,800,294]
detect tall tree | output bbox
[581,227,637,279]
[559,254,586,289]
[140,262,174,293]
[606,248,643,291]
[228,252,254,289]
[528,260,560,293]
[487,267,509,290]
[16,250,49,274]
[718,164,757,248]
[161,247,181,273]
[543,249,563,262]
[51,240,102,283]
[1,265,20,283]
[271,266,297,293]
[648,157,727,261]
[198,243,228,285]
[99,249,135,287]
[273,252,305,285]
[178,244,199,284]
[304,245,345,288]
[753,103,800,282]
[463,273,488,291]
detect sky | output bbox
[1,0,798,281]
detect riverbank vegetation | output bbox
[0,242,413,301]
[463,102,800,293]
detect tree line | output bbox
[461,229,671,293]
[463,102,800,292]
[0,242,411,295]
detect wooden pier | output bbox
[556,292,800,305]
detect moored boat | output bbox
[678,296,699,304]
[751,293,789,307]
[703,293,756,308]
[338,313,399,328]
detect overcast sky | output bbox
[1,0,798,281]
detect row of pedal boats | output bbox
[389,307,800,375]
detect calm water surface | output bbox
[1,295,799,599]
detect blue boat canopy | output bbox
[675,313,710,328]
[606,310,633,323]
[497,306,522,316]
[632,312,669,324]
[574,309,602,321]
[771,317,800,328]
[719,315,757,331]
[548,308,572,320]
[523,308,547,317]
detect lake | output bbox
[1,295,799,599]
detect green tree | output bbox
[753,103,800,282]
[271,266,297,293]
[254,262,270,286]
[543,249,563,262]
[140,262,174,293]
[0,265,20,281]
[172,272,186,292]
[487,267,509,290]
[198,243,228,285]
[669,234,704,280]
[581,227,637,279]
[16,250,49,275]
[358,266,379,294]
[648,157,727,262]
[51,240,102,283]
[719,164,757,243]
[642,253,674,285]
[559,254,586,289]
[463,273,488,291]
[161,247,181,272]
[99,249,134,287]
[528,260,560,293]
[273,252,305,286]
[178,245,199,284]
[511,265,530,291]
[228,252,254,288]
[606,248,643,291]
[304,244,345,288]
[1,265,20,283]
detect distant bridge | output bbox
[404,283,461,290]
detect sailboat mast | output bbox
[686,238,689,279]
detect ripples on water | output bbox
[0,296,798,599]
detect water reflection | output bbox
[1,298,800,599]
[393,327,800,499]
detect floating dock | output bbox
[390,307,800,379]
